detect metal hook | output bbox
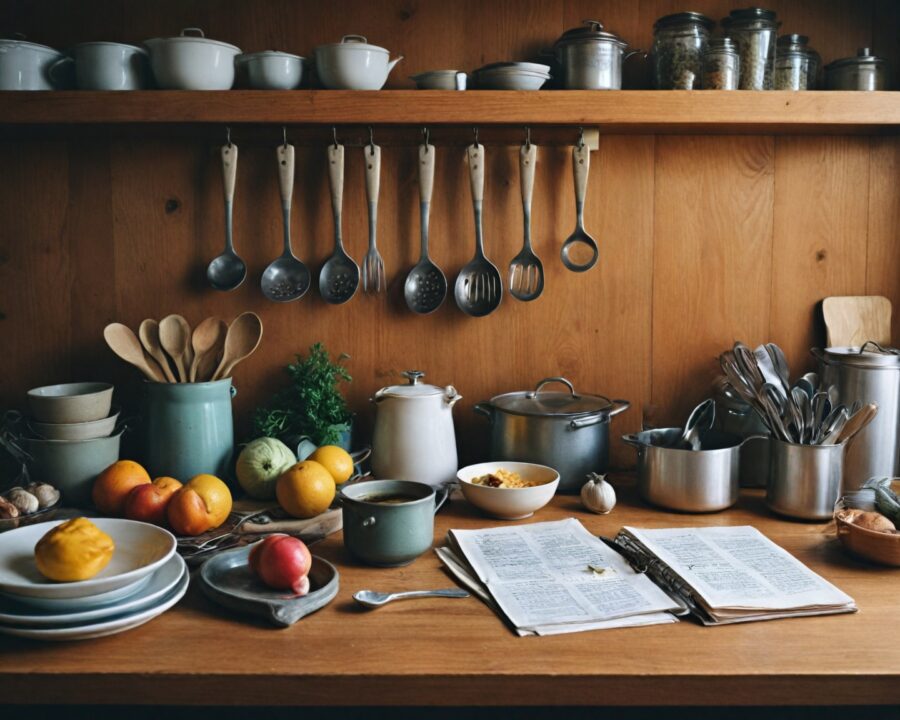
[422,127,430,149]
[332,126,339,148]
[577,126,585,149]
[473,127,479,146]
[368,125,375,155]
[282,126,288,148]
[225,126,232,148]
[525,126,531,150]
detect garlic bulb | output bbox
[581,473,616,514]
[6,487,39,514]
[26,483,60,509]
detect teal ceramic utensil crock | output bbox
[143,378,235,481]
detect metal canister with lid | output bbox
[774,34,820,90]
[721,7,780,89]
[651,12,715,89]
[712,377,770,487]
[551,21,634,90]
[825,48,888,90]
[702,37,741,89]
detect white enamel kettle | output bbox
[371,370,461,488]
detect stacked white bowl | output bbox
[473,62,552,90]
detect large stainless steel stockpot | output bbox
[551,21,635,90]
[813,344,900,487]
[623,428,754,512]
[474,377,629,493]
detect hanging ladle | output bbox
[560,129,599,273]
[319,130,360,304]
[206,133,247,291]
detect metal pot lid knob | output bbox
[401,370,425,385]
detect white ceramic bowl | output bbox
[475,69,550,90]
[457,461,560,520]
[410,69,467,90]
[28,407,120,441]
[0,518,176,602]
[314,35,403,90]
[0,38,64,90]
[144,28,240,90]
[237,50,305,89]
[27,382,113,424]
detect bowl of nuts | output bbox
[0,482,61,532]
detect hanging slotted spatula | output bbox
[319,140,360,304]
[508,138,544,301]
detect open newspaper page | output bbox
[441,518,682,634]
[619,525,856,624]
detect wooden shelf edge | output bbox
[0,90,898,133]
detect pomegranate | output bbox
[248,534,312,595]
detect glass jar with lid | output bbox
[651,11,715,89]
[721,7,780,90]
[702,37,741,89]
[774,34,820,90]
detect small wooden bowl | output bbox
[835,511,900,567]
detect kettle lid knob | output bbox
[401,370,425,385]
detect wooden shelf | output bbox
[1,90,898,134]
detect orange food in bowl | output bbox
[167,474,232,536]
[92,460,152,516]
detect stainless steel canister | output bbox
[767,438,845,520]
[712,377,770,487]
[825,48,888,90]
[813,344,900,487]
[623,428,755,512]
[552,21,634,90]
[474,377,629,493]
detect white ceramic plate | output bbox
[0,518,176,600]
[0,553,185,627]
[0,567,189,641]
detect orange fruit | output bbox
[167,474,232,536]
[92,460,151,516]
[307,445,354,485]
[276,461,336,519]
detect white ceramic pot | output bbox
[370,370,461,488]
[52,42,150,90]
[144,28,240,90]
[0,37,64,90]
[236,50,305,89]
[314,35,402,90]
[410,69,467,90]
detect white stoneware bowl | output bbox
[457,461,560,520]
[0,37,64,89]
[236,50,305,89]
[410,70,467,90]
[28,407,120,441]
[144,28,240,90]
[27,382,113,424]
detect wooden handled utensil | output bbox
[190,316,227,382]
[212,311,263,381]
[138,318,177,383]
[103,323,166,382]
[159,314,192,382]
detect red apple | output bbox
[248,534,312,595]
[124,476,183,526]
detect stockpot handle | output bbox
[621,433,643,449]
[569,399,630,429]
[473,402,493,418]
[527,376,577,399]
[809,347,827,363]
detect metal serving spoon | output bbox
[207,142,247,291]
[319,140,360,304]
[678,398,715,450]
[353,588,470,609]
[560,140,598,272]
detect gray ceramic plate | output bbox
[199,545,339,628]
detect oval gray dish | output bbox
[199,545,339,628]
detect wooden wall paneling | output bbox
[769,136,871,372]
[651,136,775,428]
[865,136,900,343]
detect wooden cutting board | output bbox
[822,296,892,347]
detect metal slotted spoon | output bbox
[362,134,386,294]
[319,139,360,304]
[508,138,544,301]
[454,141,502,317]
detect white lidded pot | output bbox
[314,35,403,90]
[144,28,240,90]
[371,370,461,488]
[0,36,65,90]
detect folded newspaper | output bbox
[436,519,855,636]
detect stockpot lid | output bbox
[316,35,389,55]
[821,342,900,369]
[826,48,886,70]
[489,377,614,417]
[375,370,456,399]
[554,21,627,49]
[653,12,715,32]
[144,28,240,53]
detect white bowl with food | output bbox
[457,461,560,520]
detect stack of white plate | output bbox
[0,518,187,640]
[473,62,552,90]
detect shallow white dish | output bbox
[0,568,189,641]
[0,553,185,627]
[3,572,152,611]
[0,518,176,601]
[457,461,560,520]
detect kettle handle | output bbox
[473,402,493,419]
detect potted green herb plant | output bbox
[252,343,353,450]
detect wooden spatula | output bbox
[823,296,892,348]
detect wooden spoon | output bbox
[190,316,226,382]
[138,319,177,383]
[103,323,166,382]
[212,312,263,381]
[159,314,192,382]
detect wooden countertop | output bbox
[0,481,898,708]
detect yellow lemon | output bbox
[276,460,336,519]
[35,517,115,582]
[307,445,355,485]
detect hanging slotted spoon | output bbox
[319,141,359,304]
[560,140,598,272]
[404,140,447,314]
[508,140,544,301]
[454,142,502,317]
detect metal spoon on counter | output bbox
[404,138,447,314]
[261,141,311,302]
[138,319,177,383]
[207,142,247,292]
[560,140,599,273]
[353,588,470,609]
[508,139,544,301]
[319,140,359,304]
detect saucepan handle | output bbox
[473,402,493,419]
[621,433,644,449]
[608,399,631,418]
